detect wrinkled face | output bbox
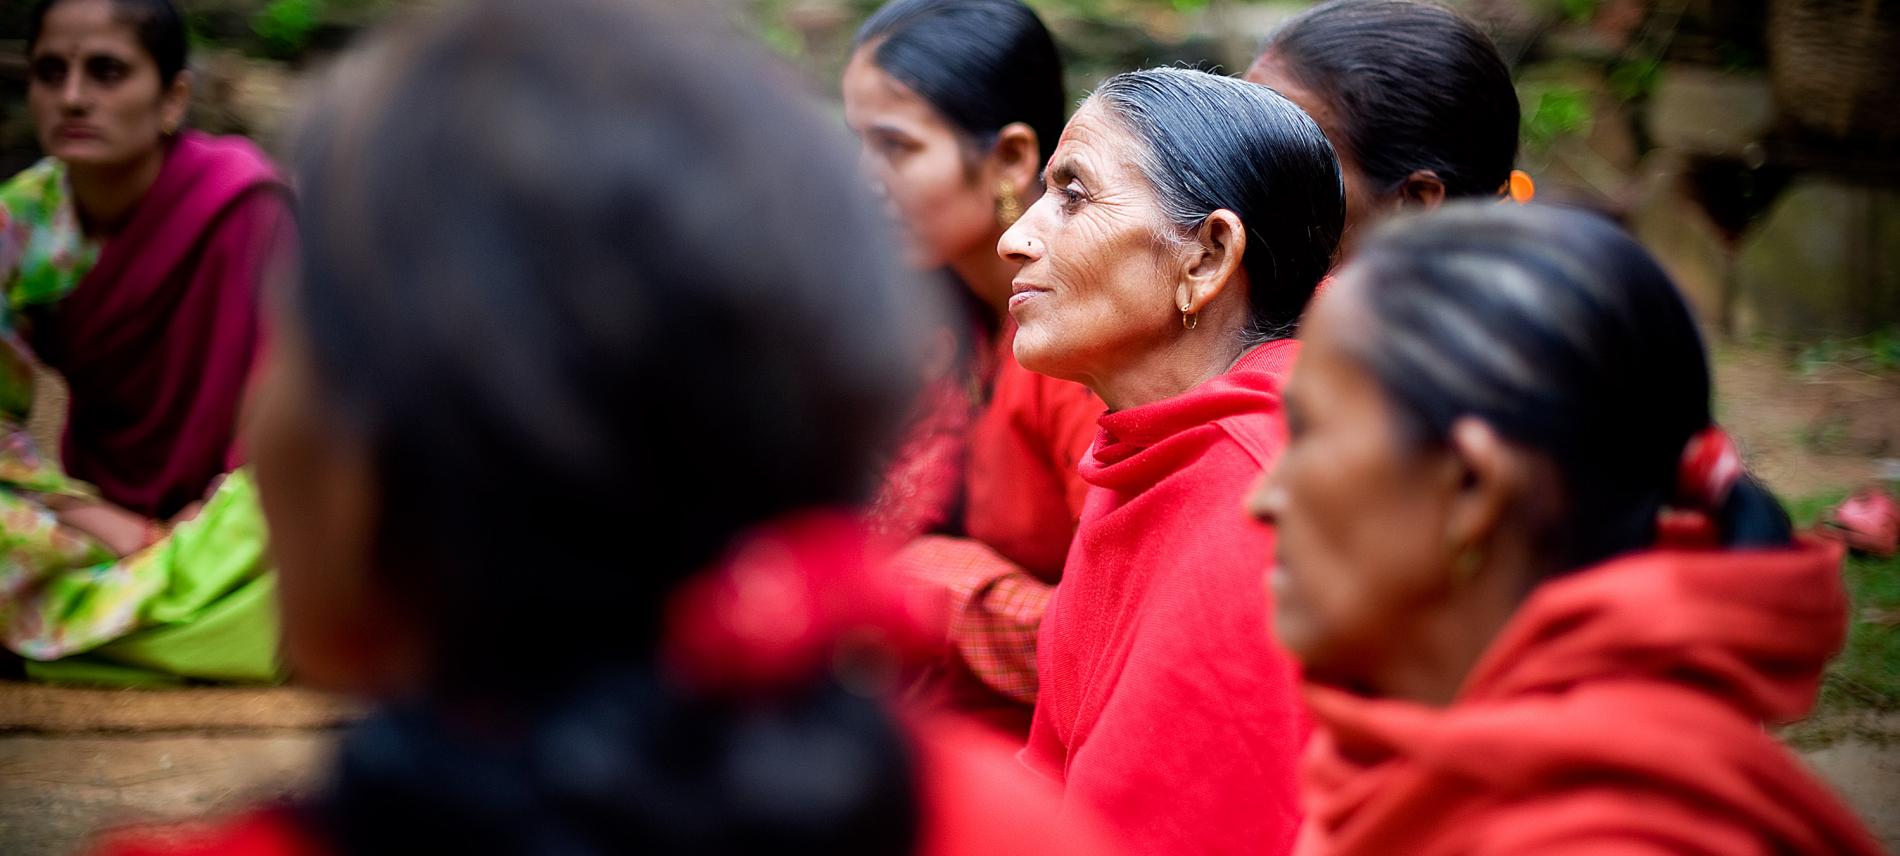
[1244,56,1380,256]
[842,47,997,271]
[27,0,186,169]
[246,295,416,696]
[1246,273,1457,685]
[996,102,1182,387]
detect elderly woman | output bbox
[843,0,1102,734]
[1246,0,1529,254]
[1,0,284,684]
[1249,204,1881,855]
[998,68,1342,853]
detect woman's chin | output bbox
[1009,325,1071,378]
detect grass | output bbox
[1781,492,1900,747]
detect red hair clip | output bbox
[663,511,932,698]
[1675,426,1743,511]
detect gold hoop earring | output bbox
[1181,307,1198,330]
[996,180,1022,228]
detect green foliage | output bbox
[252,0,323,59]
[1607,56,1662,102]
[1521,84,1593,150]
[1559,0,1598,24]
[1796,328,1900,377]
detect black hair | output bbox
[27,0,189,86]
[1346,204,1791,574]
[292,0,923,850]
[1090,67,1344,341]
[855,0,1066,166]
[1260,0,1518,200]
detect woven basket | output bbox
[1768,0,1900,140]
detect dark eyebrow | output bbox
[1042,156,1092,188]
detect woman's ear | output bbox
[988,121,1042,193]
[1442,416,1522,557]
[160,69,192,135]
[1395,169,1448,210]
[1179,209,1247,314]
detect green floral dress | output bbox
[0,158,280,686]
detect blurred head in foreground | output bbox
[245,0,929,849]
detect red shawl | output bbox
[28,131,288,518]
[1025,340,1307,855]
[1296,539,1882,856]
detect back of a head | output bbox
[1347,204,1790,572]
[855,0,1066,164]
[1263,0,1517,200]
[1090,67,1344,339]
[293,0,922,849]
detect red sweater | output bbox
[1025,340,1307,855]
[895,323,1101,733]
[1296,539,1882,856]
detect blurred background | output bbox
[4,0,1898,341]
[0,1,1895,852]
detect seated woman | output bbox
[0,0,286,684]
[95,0,1118,852]
[842,0,1102,733]
[998,68,1343,853]
[1246,0,1529,253]
[1250,204,1881,855]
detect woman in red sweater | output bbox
[1250,204,1881,855]
[997,68,1343,853]
[93,1,1114,853]
[842,0,1104,734]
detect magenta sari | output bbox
[25,131,290,519]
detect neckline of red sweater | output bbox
[1303,538,1847,762]
[1083,339,1297,479]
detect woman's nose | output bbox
[997,210,1040,265]
[1244,469,1283,525]
[60,72,87,111]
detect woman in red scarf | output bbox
[996,68,1343,853]
[7,0,285,547]
[843,0,1103,734]
[94,1,1118,852]
[1249,204,1881,855]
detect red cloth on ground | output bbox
[1295,539,1883,856]
[26,131,288,518]
[894,322,1101,732]
[92,719,1120,856]
[1024,339,1307,855]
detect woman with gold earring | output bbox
[843,0,1104,737]
[1249,204,1880,855]
[1,0,290,684]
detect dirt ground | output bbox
[1,343,1896,856]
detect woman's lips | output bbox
[54,124,100,141]
[1008,281,1049,311]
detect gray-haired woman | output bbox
[997,67,1342,854]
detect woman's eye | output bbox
[85,57,129,84]
[1057,185,1086,211]
[30,57,67,86]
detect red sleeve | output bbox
[92,809,320,856]
[889,535,1051,706]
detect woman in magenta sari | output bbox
[0,0,287,683]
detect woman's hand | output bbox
[54,501,159,558]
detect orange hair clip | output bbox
[1502,169,1535,204]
